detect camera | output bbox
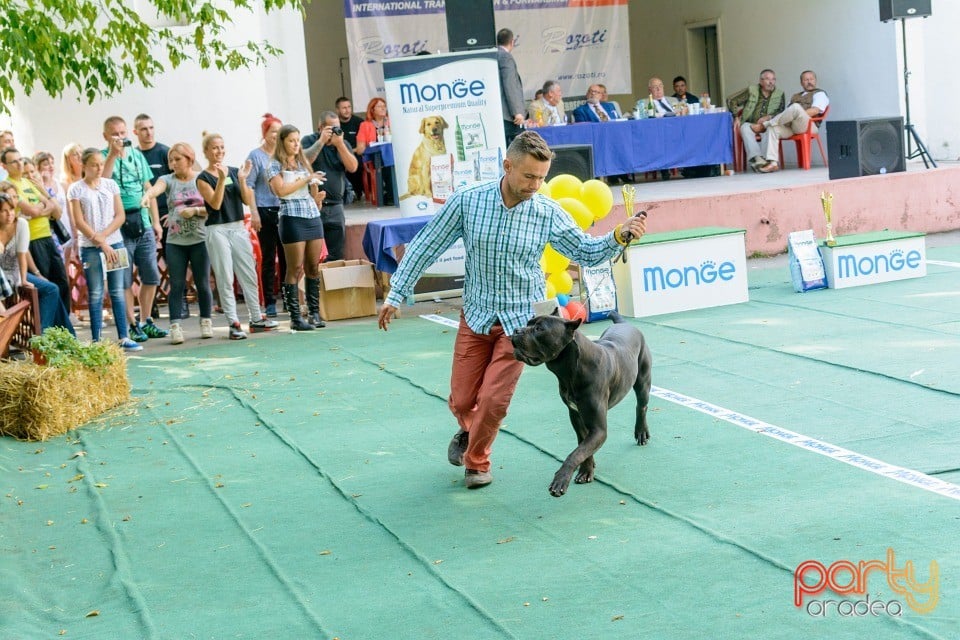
[122,139,132,147]
[331,126,343,136]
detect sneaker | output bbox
[119,338,143,352]
[200,318,214,339]
[169,323,184,345]
[141,319,169,339]
[129,323,148,342]
[447,430,468,467]
[465,469,493,489]
[229,321,247,340]
[249,318,279,333]
[265,303,277,318]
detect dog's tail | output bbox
[609,311,625,324]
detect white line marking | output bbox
[418,313,960,501]
[651,386,960,501]
[926,259,960,268]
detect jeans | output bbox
[26,273,75,336]
[29,235,71,314]
[122,231,161,288]
[165,241,213,322]
[81,244,129,342]
[320,204,346,262]
[256,206,285,306]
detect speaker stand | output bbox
[899,18,937,169]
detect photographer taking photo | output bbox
[301,111,359,263]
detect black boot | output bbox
[282,283,313,331]
[305,277,326,328]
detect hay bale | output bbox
[0,344,130,441]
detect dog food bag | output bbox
[455,114,487,161]
[580,262,617,322]
[787,229,828,292]
[452,160,477,192]
[430,154,454,204]
[475,148,503,181]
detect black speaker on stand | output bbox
[445,0,496,52]
[827,118,905,180]
[546,145,595,182]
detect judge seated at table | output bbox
[644,77,680,117]
[572,85,620,123]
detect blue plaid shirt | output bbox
[384,178,623,336]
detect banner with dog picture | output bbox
[383,50,506,217]
[344,0,632,109]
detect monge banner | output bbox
[344,0,632,108]
[383,50,506,217]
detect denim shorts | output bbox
[123,230,161,288]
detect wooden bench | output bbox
[0,300,31,359]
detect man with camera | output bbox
[102,115,167,343]
[301,111,359,262]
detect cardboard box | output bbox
[318,259,377,321]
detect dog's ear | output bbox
[419,118,428,134]
[439,116,449,129]
[550,307,562,317]
[565,318,583,331]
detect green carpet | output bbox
[3,246,959,639]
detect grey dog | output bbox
[511,311,652,497]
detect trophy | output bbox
[820,191,836,246]
[616,185,638,263]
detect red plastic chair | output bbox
[779,105,830,170]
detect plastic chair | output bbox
[779,105,830,170]
[362,160,379,207]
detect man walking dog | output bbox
[378,131,647,489]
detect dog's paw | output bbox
[635,426,650,446]
[549,473,571,497]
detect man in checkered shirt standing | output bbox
[378,131,647,490]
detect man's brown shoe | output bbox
[465,469,493,489]
[447,430,468,466]
[758,161,780,173]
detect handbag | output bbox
[51,218,71,245]
[121,207,145,239]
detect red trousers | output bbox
[448,313,525,473]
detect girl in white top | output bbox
[67,148,141,351]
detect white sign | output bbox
[343,0,632,109]
[821,235,927,289]
[612,230,749,317]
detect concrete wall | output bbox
[911,0,958,160]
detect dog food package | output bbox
[455,114,487,161]
[430,154,454,204]
[452,160,477,192]
[579,262,618,322]
[787,229,828,292]
[475,148,503,181]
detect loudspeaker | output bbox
[879,0,931,21]
[546,145,595,182]
[445,0,496,51]
[827,118,905,180]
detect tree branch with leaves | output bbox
[0,0,306,113]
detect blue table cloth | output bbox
[361,215,432,273]
[362,142,394,167]
[535,112,733,177]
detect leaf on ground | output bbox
[497,536,515,544]
[85,610,99,617]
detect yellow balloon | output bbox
[548,174,583,200]
[547,269,574,296]
[537,181,552,198]
[580,179,614,220]
[540,243,571,274]
[557,197,594,230]
[545,280,557,300]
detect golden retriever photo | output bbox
[404,114,448,198]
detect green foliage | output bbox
[28,327,118,369]
[0,0,305,113]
